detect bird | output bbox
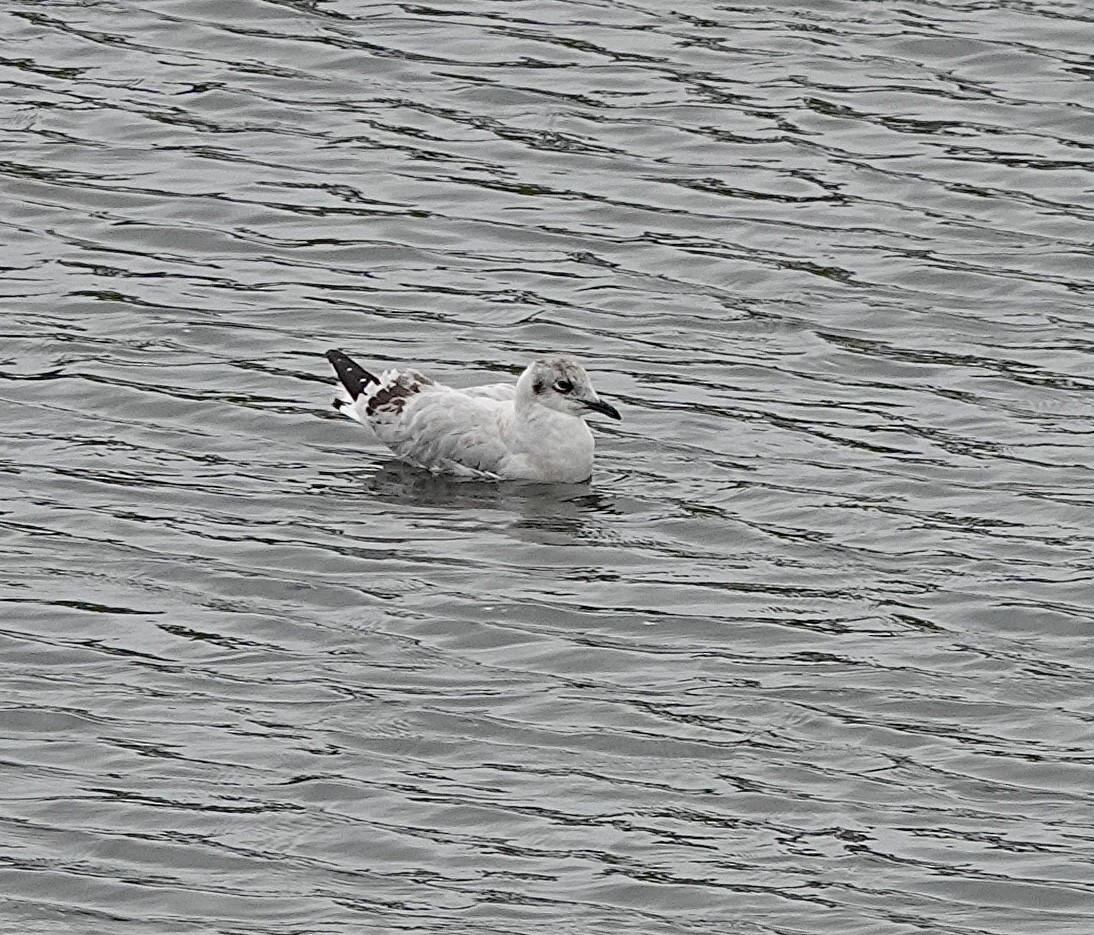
[325,349,621,482]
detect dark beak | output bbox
[582,397,622,421]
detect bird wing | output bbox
[461,382,516,402]
[369,384,516,477]
[333,365,432,426]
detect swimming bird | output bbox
[326,349,621,482]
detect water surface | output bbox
[2,1,1093,933]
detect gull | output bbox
[326,349,621,482]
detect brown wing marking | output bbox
[365,370,434,417]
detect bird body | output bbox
[326,350,620,482]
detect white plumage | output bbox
[325,350,621,482]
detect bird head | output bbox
[518,357,621,421]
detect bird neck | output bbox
[513,400,592,457]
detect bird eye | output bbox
[554,379,573,394]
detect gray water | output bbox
[2,1,1093,933]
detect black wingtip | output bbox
[326,349,378,400]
